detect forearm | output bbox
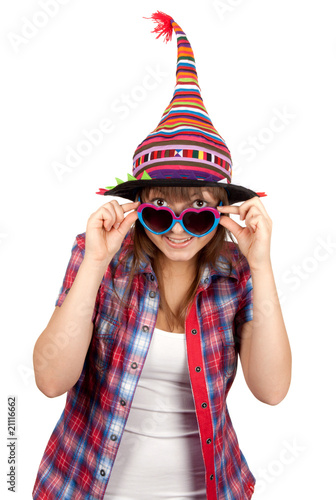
[33,258,107,397]
[247,263,292,405]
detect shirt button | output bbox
[65,288,70,294]
[110,434,117,441]
[142,326,149,332]
[201,402,207,408]
[195,366,201,372]
[149,291,156,298]
[131,362,138,369]
[204,278,209,284]
[210,474,214,480]
[120,399,126,406]
[150,274,155,281]
[206,438,212,444]
[191,329,197,335]
[100,469,106,476]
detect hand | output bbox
[84,200,140,266]
[217,196,272,271]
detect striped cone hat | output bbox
[97,11,265,204]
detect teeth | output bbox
[167,237,192,243]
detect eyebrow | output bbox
[147,197,216,210]
[148,191,208,202]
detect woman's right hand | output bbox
[84,199,140,267]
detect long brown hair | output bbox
[112,185,241,331]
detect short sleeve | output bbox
[55,233,101,323]
[234,275,253,348]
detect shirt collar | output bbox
[200,256,239,289]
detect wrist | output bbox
[249,259,273,276]
[81,256,111,277]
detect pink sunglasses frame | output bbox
[136,197,223,237]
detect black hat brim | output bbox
[103,179,259,205]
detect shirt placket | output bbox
[95,272,160,499]
[185,293,218,500]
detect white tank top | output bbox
[104,327,206,499]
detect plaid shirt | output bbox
[33,232,256,499]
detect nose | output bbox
[170,220,185,234]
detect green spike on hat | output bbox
[127,174,137,181]
[96,171,153,194]
[96,11,265,204]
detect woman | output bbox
[32,11,291,500]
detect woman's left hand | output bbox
[217,196,272,271]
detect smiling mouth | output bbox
[166,237,193,243]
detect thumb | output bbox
[219,215,245,240]
[115,209,139,238]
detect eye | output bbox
[152,198,168,207]
[192,199,208,208]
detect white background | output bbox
[1,0,335,498]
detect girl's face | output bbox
[141,188,220,264]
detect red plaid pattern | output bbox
[33,232,256,499]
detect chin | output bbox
[163,249,197,262]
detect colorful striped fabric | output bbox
[96,12,265,203]
[132,12,233,185]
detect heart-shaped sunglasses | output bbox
[137,196,223,237]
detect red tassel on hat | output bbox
[144,11,173,43]
[98,12,266,204]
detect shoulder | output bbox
[218,241,251,286]
[73,232,86,252]
[67,231,134,280]
[110,231,136,277]
[72,231,133,257]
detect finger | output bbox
[242,205,261,222]
[245,213,271,235]
[245,215,258,233]
[102,200,140,212]
[114,209,139,237]
[238,196,269,221]
[219,214,245,240]
[99,206,118,232]
[108,200,141,218]
[120,201,141,213]
[115,200,141,229]
[102,200,140,231]
[244,203,272,228]
[216,205,240,215]
[108,200,129,227]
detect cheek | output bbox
[199,228,217,247]
[144,228,155,242]
[144,228,161,247]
